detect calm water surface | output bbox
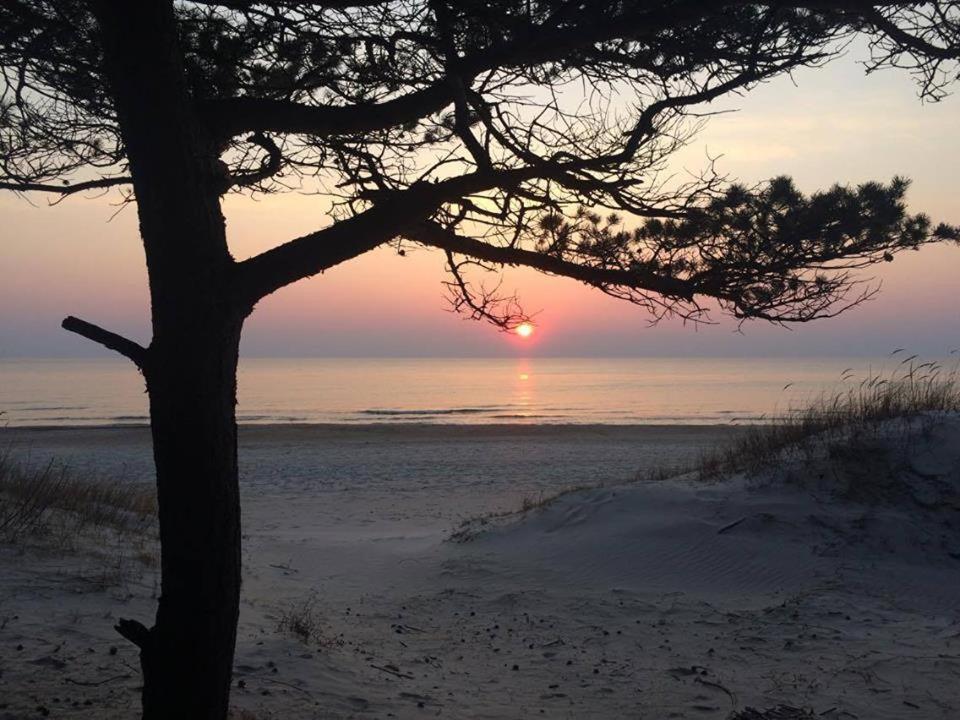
[0,356,910,426]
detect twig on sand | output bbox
[392,623,426,633]
[695,676,737,707]
[66,674,132,687]
[370,663,414,679]
[729,706,817,719]
[717,516,748,535]
[259,677,313,696]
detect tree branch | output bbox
[0,177,132,196]
[233,206,398,306]
[190,0,387,8]
[61,316,149,369]
[409,221,695,300]
[198,83,455,140]
[115,618,152,650]
[195,0,819,141]
[232,167,550,305]
[227,131,283,190]
[860,6,960,61]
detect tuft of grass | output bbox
[276,594,343,647]
[0,448,156,546]
[450,484,593,542]
[690,356,960,482]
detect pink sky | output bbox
[2,53,958,358]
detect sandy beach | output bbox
[2,420,958,719]
[0,424,741,545]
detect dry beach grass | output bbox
[695,355,960,482]
[0,448,156,547]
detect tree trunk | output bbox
[138,321,244,719]
[90,2,247,717]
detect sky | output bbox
[1,48,959,359]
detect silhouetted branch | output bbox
[191,0,387,9]
[194,0,833,143]
[862,7,960,60]
[198,83,455,141]
[233,163,623,303]
[233,205,399,307]
[443,249,530,330]
[115,618,152,650]
[412,220,695,300]
[61,316,149,369]
[0,177,131,195]
[227,132,283,190]
[412,176,959,326]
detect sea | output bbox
[0,356,923,427]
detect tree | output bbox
[1,1,958,717]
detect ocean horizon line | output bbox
[0,352,950,361]
[3,355,950,429]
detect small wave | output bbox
[15,405,89,412]
[359,407,502,416]
[489,414,554,419]
[12,416,75,422]
[239,414,310,423]
[3,415,149,424]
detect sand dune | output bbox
[1,418,958,718]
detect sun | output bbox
[515,322,535,338]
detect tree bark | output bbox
[137,323,244,719]
[90,1,246,717]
